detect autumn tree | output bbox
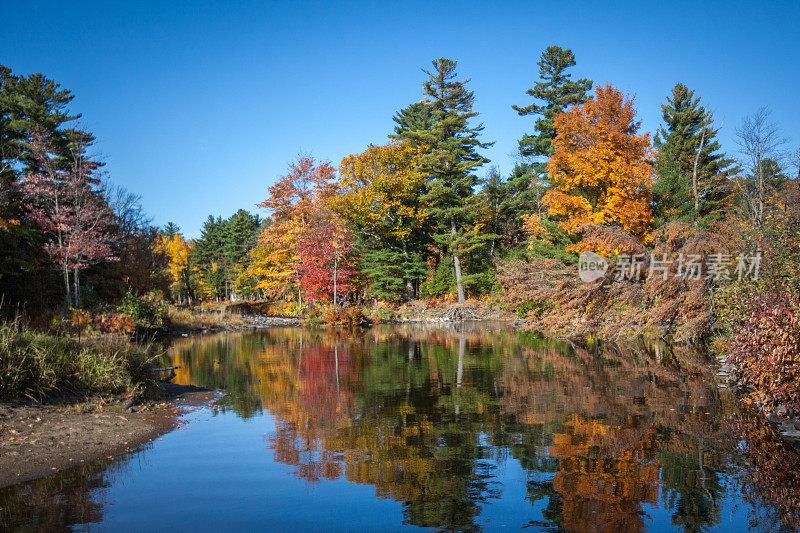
[403,58,493,303]
[334,140,428,300]
[542,84,655,241]
[251,155,337,307]
[297,216,355,303]
[159,232,194,304]
[20,128,117,306]
[652,83,734,225]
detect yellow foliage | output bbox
[248,219,302,300]
[334,140,428,242]
[158,233,192,295]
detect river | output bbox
[2,324,799,531]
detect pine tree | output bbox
[653,83,735,225]
[161,221,181,237]
[507,46,592,235]
[404,58,493,303]
[513,46,592,160]
[391,101,435,141]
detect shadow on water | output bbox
[3,325,800,531]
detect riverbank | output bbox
[0,382,220,488]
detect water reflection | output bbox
[3,325,800,531]
[165,326,784,531]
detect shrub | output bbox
[727,291,800,411]
[117,291,168,331]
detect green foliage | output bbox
[653,83,735,225]
[403,58,493,301]
[425,261,455,297]
[516,299,553,318]
[390,101,435,141]
[512,45,592,160]
[525,217,577,263]
[0,321,156,400]
[360,247,426,302]
[117,291,168,331]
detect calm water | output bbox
[3,324,800,532]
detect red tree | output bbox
[20,128,118,306]
[297,218,354,303]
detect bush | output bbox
[727,291,800,411]
[0,321,157,400]
[425,262,455,298]
[117,291,168,331]
[319,304,370,327]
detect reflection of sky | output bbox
[95,409,417,532]
[92,408,760,532]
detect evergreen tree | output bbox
[653,83,735,225]
[391,101,435,141]
[507,46,591,235]
[161,221,181,237]
[513,46,592,160]
[404,58,493,303]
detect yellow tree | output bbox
[158,233,194,304]
[248,219,301,301]
[333,140,429,300]
[543,84,655,240]
[334,140,427,242]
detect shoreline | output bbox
[0,383,220,489]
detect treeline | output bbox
[2,47,799,330]
[161,47,798,310]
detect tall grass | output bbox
[0,321,157,401]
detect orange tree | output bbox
[543,84,655,242]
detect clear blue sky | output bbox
[3,0,798,236]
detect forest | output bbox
[1,45,799,410]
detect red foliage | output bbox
[728,291,800,411]
[297,218,355,302]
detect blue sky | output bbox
[3,0,799,236]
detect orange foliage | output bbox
[543,84,655,240]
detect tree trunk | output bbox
[63,265,71,307]
[402,240,415,301]
[73,268,81,307]
[333,255,338,305]
[451,219,465,304]
[691,121,708,226]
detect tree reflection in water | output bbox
[4,326,800,531]
[167,325,799,531]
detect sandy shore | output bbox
[0,383,219,489]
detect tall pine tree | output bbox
[404,58,492,303]
[653,83,735,225]
[513,46,592,160]
[505,46,592,234]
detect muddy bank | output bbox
[0,383,220,489]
